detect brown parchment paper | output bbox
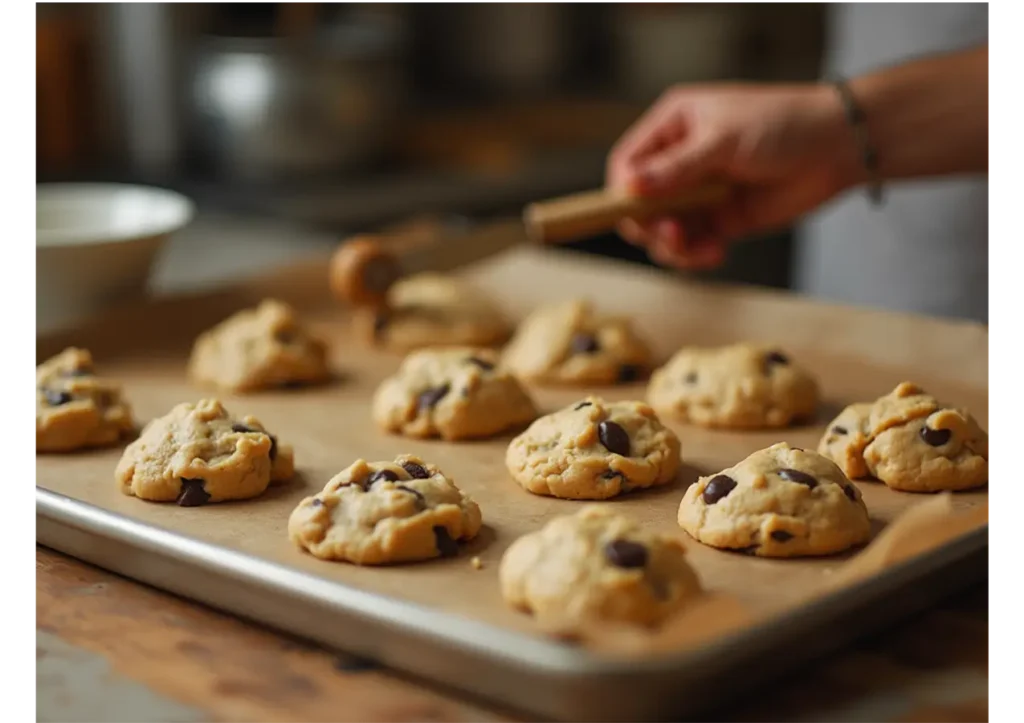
[36,241,989,657]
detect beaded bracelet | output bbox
[832,77,884,205]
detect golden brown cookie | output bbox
[678,443,871,558]
[501,299,653,385]
[37,348,134,453]
[500,506,702,626]
[288,455,482,565]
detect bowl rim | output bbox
[37,182,196,248]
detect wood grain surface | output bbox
[37,547,987,722]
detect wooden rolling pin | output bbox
[524,184,730,244]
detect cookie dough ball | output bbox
[116,399,293,505]
[188,299,331,393]
[288,455,482,565]
[819,382,988,492]
[373,347,537,440]
[647,343,819,429]
[678,442,871,558]
[505,397,681,500]
[502,299,653,385]
[37,347,134,452]
[353,273,511,352]
[500,506,702,626]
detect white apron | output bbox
[794,3,989,322]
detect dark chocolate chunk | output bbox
[231,423,256,434]
[604,539,648,569]
[570,333,600,354]
[278,380,308,390]
[43,389,72,406]
[770,530,794,542]
[466,357,494,371]
[702,474,737,504]
[310,498,323,508]
[832,425,848,435]
[417,384,450,410]
[573,401,593,411]
[274,329,294,344]
[433,525,459,558]
[736,544,760,556]
[617,364,642,383]
[684,372,698,385]
[401,461,430,479]
[779,468,817,489]
[843,485,857,502]
[372,313,389,336]
[367,469,400,487]
[920,426,952,446]
[269,435,278,461]
[177,478,211,507]
[764,351,789,372]
[334,654,378,673]
[597,420,630,456]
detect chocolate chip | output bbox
[573,401,592,411]
[231,423,256,433]
[466,357,494,371]
[269,435,278,461]
[44,389,72,406]
[401,461,430,479]
[617,364,642,383]
[764,351,789,372]
[372,313,389,336]
[433,526,459,557]
[274,330,294,344]
[597,420,630,456]
[367,469,399,487]
[684,372,698,384]
[570,333,599,354]
[770,530,794,542]
[417,384,450,410]
[334,654,378,673]
[278,380,308,390]
[737,544,760,556]
[177,478,211,507]
[779,468,817,489]
[395,485,426,507]
[832,425,848,435]
[920,426,952,446]
[702,475,737,504]
[600,469,625,481]
[843,485,857,502]
[604,540,648,568]
[310,498,323,507]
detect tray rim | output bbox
[36,485,988,720]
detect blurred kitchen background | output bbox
[37,2,827,292]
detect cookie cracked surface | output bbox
[37,348,134,452]
[502,299,653,385]
[288,455,482,565]
[678,442,871,557]
[188,299,331,393]
[354,273,510,352]
[505,397,681,500]
[372,347,537,440]
[116,399,293,505]
[500,505,702,626]
[647,343,819,428]
[818,382,988,492]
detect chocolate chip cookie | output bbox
[818,382,988,492]
[288,455,482,565]
[647,343,820,428]
[116,399,293,505]
[501,299,653,385]
[373,347,537,440]
[500,505,702,626]
[505,397,681,500]
[188,299,331,393]
[37,347,134,453]
[677,442,871,557]
[353,273,511,352]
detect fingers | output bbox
[617,215,728,271]
[630,134,728,196]
[606,89,688,191]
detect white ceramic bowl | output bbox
[37,184,195,333]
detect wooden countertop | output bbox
[38,546,986,722]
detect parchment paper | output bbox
[36,241,989,655]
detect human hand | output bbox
[606,83,862,270]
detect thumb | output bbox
[631,135,726,195]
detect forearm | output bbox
[845,45,988,183]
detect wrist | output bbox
[806,82,871,195]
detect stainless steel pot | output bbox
[187,18,403,182]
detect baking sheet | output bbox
[36,242,989,720]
